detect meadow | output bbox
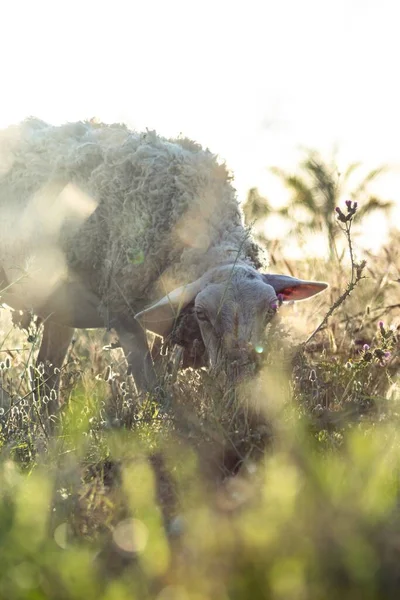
[1,180,400,599]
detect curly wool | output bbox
[0,119,267,321]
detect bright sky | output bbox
[1,0,400,252]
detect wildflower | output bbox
[345,200,358,213]
[378,321,384,329]
[363,344,370,351]
[336,201,358,223]
[335,206,347,223]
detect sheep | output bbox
[0,118,327,407]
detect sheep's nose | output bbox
[227,340,256,362]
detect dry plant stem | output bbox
[304,216,365,348]
[311,302,400,336]
[336,303,400,327]
[304,272,365,347]
[344,220,356,283]
[1,365,68,439]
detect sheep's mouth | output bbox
[210,352,261,386]
[169,305,267,382]
[227,360,258,384]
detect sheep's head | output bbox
[135,264,327,381]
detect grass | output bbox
[1,211,400,598]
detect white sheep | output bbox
[0,118,327,402]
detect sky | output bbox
[1,0,400,251]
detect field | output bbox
[1,202,400,599]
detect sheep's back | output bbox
[0,120,251,318]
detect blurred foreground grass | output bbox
[1,409,400,599]
[1,228,400,598]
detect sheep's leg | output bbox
[40,280,104,329]
[34,321,74,419]
[111,318,157,393]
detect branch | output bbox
[303,201,366,347]
[303,265,366,347]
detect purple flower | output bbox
[345,200,352,208]
[378,321,384,329]
[384,351,391,359]
[363,344,370,351]
[335,207,341,213]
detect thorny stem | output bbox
[344,220,356,283]
[313,303,400,334]
[303,270,365,347]
[303,206,366,348]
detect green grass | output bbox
[1,226,400,599]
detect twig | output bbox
[304,201,365,347]
[304,269,366,347]
[345,221,356,283]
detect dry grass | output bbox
[1,218,400,598]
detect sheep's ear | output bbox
[134,278,205,338]
[262,274,328,301]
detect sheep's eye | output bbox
[195,309,209,322]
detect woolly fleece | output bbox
[0,119,266,323]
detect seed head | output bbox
[309,369,317,382]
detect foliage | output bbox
[243,150,393,259]
[1,196,400,598]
